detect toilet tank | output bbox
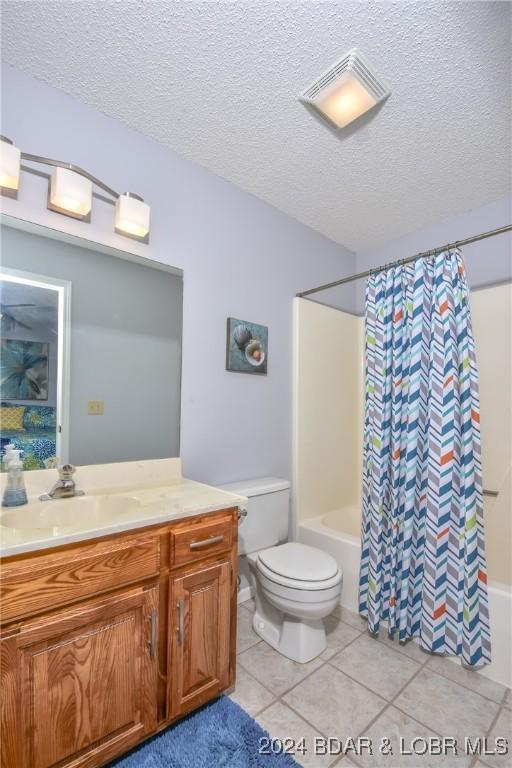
[219,477,290,555]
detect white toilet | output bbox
[220,477,342,663]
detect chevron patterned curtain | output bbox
[358,249,491,668]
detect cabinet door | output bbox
[169,561,231,718]
[1,586,158,768]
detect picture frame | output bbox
[0,338,49,400]
[226,317,268,375]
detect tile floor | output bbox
[229,601,512,768]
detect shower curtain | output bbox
[358,249,491,668]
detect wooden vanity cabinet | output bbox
[169,560,232,718]
[1,586,159,768]
[0,507,238,768]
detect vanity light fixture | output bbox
[0,141,150,243]
[0,136,21,198]
[115,193,150,240]
[49,166,93,220]
[299,49,391,129]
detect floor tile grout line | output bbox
[479,702,508,768]
[250,662,504,768]
[334,621,368,637]
[472,706,506,768]
[281,698,333,742]
[258,696,341,768]
[345,659,431,768]
[350,630,430,666]
[420,664,508,708]
[351,651,493,767]
[324,659,397,706]
[320,626,368,661]
[278,652,429,767]
[428,659,509,705]
[366,622,509,689]
[237,616,367,702]
[268,626,373,701]
[321,604,510,708]
[241,603,510,702]
[237,637,262,655]
[237,605,510,767]
[373,634,435,663]
[251,700,279,719]
[237,651,330,701]
[271,658,330,699]
[239,625,428,764]
[333,611,435,665]
[231,654,277,703]
[333,612,369,633]
[324,647,429,707]
[344,617,511,708]
[229,682,277,721]
[385,657,500,745]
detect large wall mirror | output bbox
[0,218,183,469]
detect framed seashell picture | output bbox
[226,317,268,375]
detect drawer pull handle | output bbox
[148,608,157,658]
[189,534,224,550]
[177,598,185,644]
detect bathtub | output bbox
[299,508,512,688]
[298,508,362,614]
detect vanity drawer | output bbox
[170,513,233,568]
[0,533,160,624]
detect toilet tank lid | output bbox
[219,477,290,498]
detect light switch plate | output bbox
[87,400,104,415]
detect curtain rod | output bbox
[297,224,512,298]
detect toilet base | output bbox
[252,607,327,664]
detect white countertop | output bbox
[0,459,247,558]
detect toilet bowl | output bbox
[248,541,342,663]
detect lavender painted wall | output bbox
[1,65,356,484]
[354,197,512,313]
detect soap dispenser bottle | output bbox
[2,443,16,471]
[2,450,28,507]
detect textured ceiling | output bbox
[1,1,511,251]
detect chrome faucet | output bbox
[40,464,85,501]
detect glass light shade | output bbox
[314,71,377,128]
[0,140,21,191]
[49,167,92,217]
[115,194,150,240]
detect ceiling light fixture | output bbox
[1,142,151,243]
[300,49,390,129]
[0,136,21,197]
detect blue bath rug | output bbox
[107,695,300,768]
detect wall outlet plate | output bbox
[87,400,104,415]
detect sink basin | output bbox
[0,494,141,530]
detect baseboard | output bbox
[237,584,254,605]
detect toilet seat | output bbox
[256,542,342,591]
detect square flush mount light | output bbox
[299,49,390,129]
[49,166,92,220]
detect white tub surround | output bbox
[0,458,247,557]
[299,512,512,689]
